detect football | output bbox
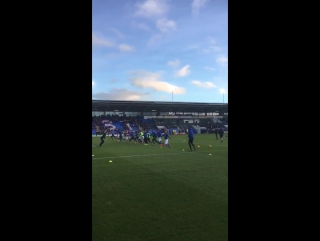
[197,145,200,148]
[209,145,212,148]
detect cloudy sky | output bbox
[92,0,228,103]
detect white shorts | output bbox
[165,139,168,145]
[158,137,162,142]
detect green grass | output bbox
[92,134,228,241]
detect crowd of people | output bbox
[98,128,172,148]
[97,125,226,150]
[93,115,227,150]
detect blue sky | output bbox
[92,0,228,103]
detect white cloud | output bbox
[216,56,228,66]
[175,65,190,77]
[167,59,180,67]
[93,32,135,53]
[192,0,209,16]
[134,0,168,18]
[130,71,186,94]
[156,18,176,32]
[92,32,113,47]
[92,89,151,101]
[118,44,135,52]
[191,80,216,88]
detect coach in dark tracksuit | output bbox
[219,128,224,142]
[99,132,107,147]
[215,128,219,140]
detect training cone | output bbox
[209,154,212,155]
[109,160,112,162]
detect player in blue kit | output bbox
[151,130,158,145]
[163,131,171,148]
[157,130,163,145]
[188,125,196,151]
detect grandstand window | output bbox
[209,112,217,116]
[104,111,121,115]
[92,111,104,116]
[207,112,219,116]
[184,112,197,116]
[143,112,157,116]
[124,112,140,116]
[160,112,169,115]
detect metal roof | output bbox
[92,100,228,113]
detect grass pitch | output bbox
[92,134,228,241]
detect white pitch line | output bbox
[91,150,224,160]
[92,152,192,160]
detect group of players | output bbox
[99,129,172,148]
[98,125,224,152]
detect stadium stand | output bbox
[92,100,228,136]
